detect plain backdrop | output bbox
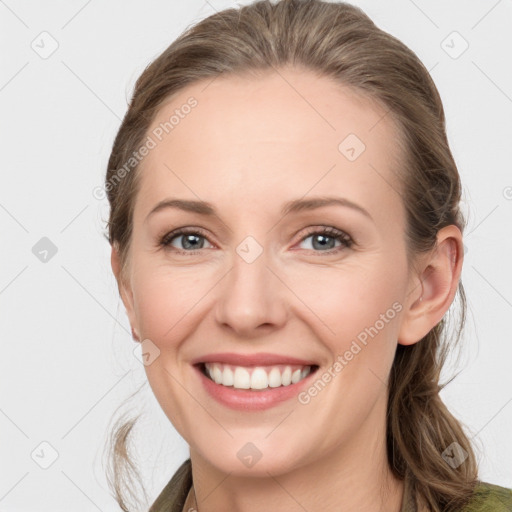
[1,1,511,510]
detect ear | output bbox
[397,225,463,346]
[111,244,140,342]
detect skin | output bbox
[112,66,463,512]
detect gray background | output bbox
[1,0,511,510]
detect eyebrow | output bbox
[146,196,373,222]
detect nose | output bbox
[214,244,289,338]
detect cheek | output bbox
[132,264,213,342]
[284,259,405,348]
[130,266,214,436]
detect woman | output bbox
[104,1,512,511]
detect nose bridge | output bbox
[214,235,287,334]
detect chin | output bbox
[191,435,313,478]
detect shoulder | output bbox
[148,467,511,512]
[462,481,512,511]
[149,458,192,512]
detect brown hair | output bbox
[104,1,479,510]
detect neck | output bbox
[184,395,404,512]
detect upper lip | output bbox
[191,352,318,367]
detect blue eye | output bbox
[160,226,353,255]
[297,227,353,254]
[160,228,213,253]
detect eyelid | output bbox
[298,225,351,241]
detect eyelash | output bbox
[159,226,354,256]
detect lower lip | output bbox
[194,365,317,411]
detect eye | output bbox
[297,226,353,254]
[160,228,214,254]
[159,226,354,256]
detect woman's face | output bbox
[116,67,423,476]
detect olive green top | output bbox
[148,458,512,512]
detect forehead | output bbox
[136,66,404,227]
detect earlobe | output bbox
[397,225,464,346]
[111,245,140,342]
[131,327,140,342]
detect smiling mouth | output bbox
[198,362,319,391]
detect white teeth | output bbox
[212,365,223,384]
[223,366,234,386]
[268,367,282,388]
[301,366,311,379]
[281,366,292,386]
[291,368,301,384]
[233,367,251,389]
[250,368,268,389]
[204,363,314,390]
